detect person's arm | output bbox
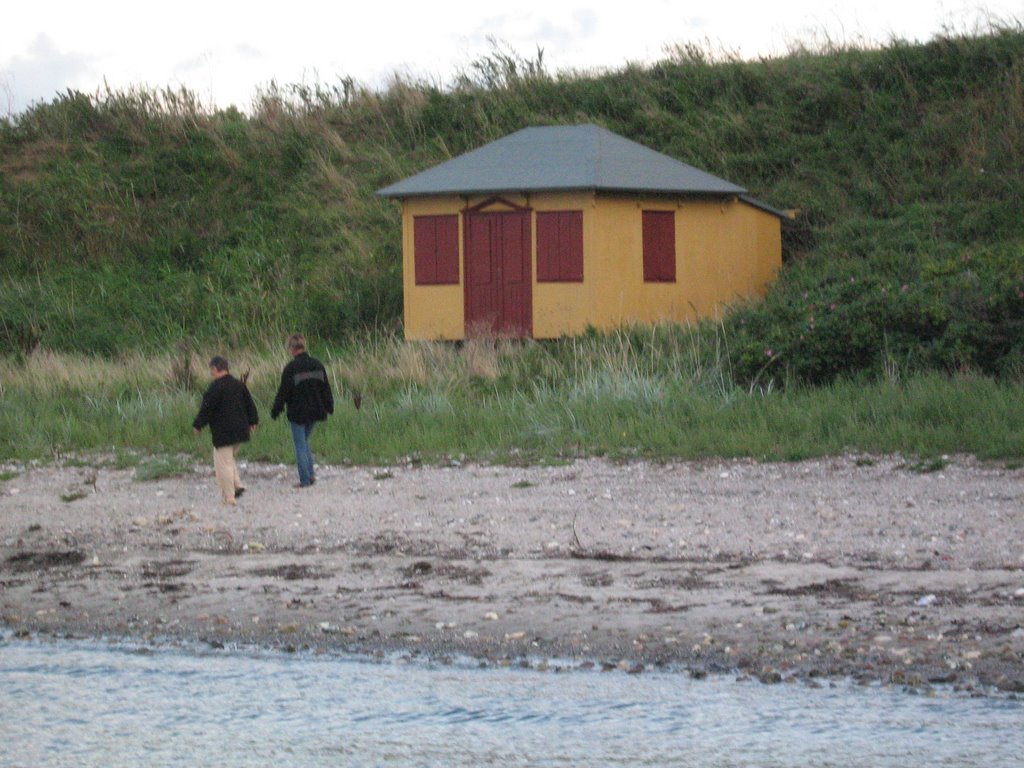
[244,386,259,429]
[270,365,291,420]
[192,386,216,432]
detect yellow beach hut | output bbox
[377,124,789,340]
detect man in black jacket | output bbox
[271,333,333,487]
[193,356,259,505]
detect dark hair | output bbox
[208,355,230,372]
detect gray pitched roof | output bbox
[377,124,747,198]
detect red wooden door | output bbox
[464,210,533,337]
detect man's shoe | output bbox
[234,487,245,499]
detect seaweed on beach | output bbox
[4,550,86,572]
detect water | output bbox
[1,638,1021,767]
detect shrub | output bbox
[726,244,1024,385]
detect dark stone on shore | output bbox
[997,678,1024,694]
[401,561,432,577]
[759,670,783,685]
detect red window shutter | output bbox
[435,215,459,283]
[536,212,558,282]
[642,210,676,283]
[536,210,583,283]
[559,211,583,282]
[414,215,459,285]
[414,216,437,284]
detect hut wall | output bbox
[400,193,781,340]
[402,196,465,340]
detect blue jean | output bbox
[289,421,317,486]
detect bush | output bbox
[726,244,1024,385]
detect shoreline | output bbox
[2,455,1023,695]
[4,627,1020,702]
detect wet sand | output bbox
[2,455,1023,692]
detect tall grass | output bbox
[3,24,1024,378]
[3,334,1022,465]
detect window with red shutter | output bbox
[414,215,459,285]
[642,210,676,283]
[536,210,583,283]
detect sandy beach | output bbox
[2,455,1023,692]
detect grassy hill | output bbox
[2,25,1022,383]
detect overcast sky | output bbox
[1,1,1019,116]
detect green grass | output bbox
[901,457,951,474]
[2,24,1023,385]
[2,26,1024,462]
[134,455,194,481]
[2,341,1021,465]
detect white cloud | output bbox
[1,0,1020,116]
[1,35,96,115]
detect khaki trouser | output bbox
[213,444,241,504]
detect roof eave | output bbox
[739,194,797,221]
[377,185,747,200]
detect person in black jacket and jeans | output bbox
[271,333,333,488]
[193,356,259,505]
